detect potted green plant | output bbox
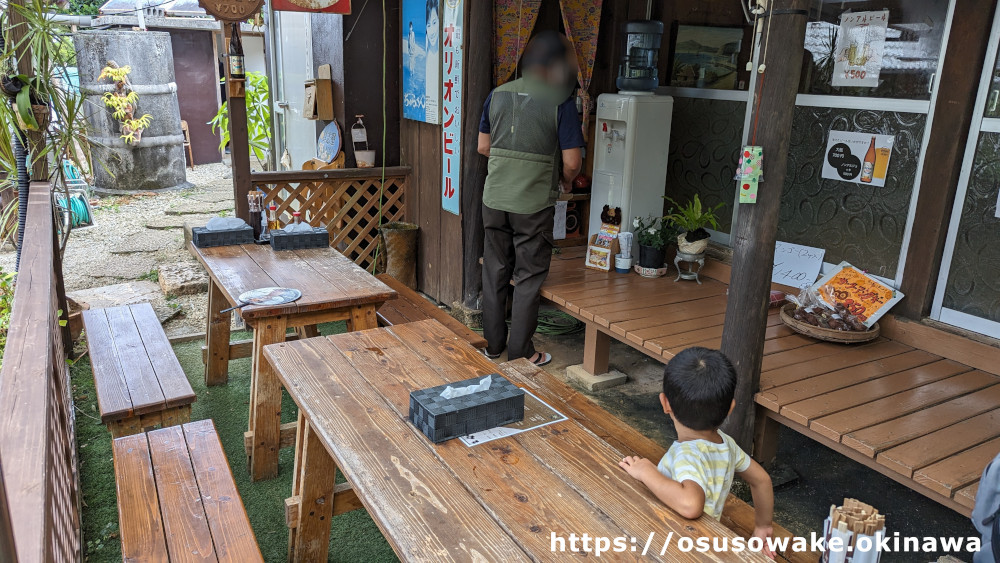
[664,194,724,255]
[209,71,271,169]
[633,215,673,268]
[2,74,50,131]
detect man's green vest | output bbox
[483,77,564,214]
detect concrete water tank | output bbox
[74,30,192,192]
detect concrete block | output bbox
[565,364,628,391]
[158,262,208,298]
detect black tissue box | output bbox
[269,227,330,251]
[191,224,254,248]
[408,373,525,443]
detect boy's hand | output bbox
[752,525,775,559]
[619,456,657,481]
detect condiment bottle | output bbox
[292,211,302,225]
[268,205,280,231]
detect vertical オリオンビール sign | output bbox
[441,0,463,214]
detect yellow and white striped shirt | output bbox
[656,431,751,519]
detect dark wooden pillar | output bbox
[719,0,809,451]
[897,0,997,319]
[224,23,252,222]
[460,0,493,309]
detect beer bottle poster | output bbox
[821,130,894,187]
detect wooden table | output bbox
[264,319,770,562]
[191,243,395,481]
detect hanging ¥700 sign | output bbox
[441,0,463,215]
[832,10,888,88]
[272,0,350,14]
[197,0,264,21]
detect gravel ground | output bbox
[0,163,235,337]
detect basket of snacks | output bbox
[780,302,879,344]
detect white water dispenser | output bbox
[588,93,673,251]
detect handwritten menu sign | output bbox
[832,10,888,88]
[772,241,825,287]
[813,262,903,327]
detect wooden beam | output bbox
[249,166,411,183]
[284,482,363,529]
[720,0,809,452]
[0,455,17,563]
[460,0,493,308]
[897,0,998,319]
[223,23,252,222]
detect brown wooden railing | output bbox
[251,167,409,272]
[0,183,80,562]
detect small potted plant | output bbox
[664,194,724,255]
[3,74,51,131]
[633,215,672,268]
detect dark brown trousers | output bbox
[481,204,554,360]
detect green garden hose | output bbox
[57,193,92,228]
[511,310,583,336]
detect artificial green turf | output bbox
[74,322,398,562]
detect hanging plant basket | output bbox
[11,103,50,132]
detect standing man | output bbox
[477,31,584,366]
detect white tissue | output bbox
[206,217,248,231]
[283,222,314,233]
[440,375,492,400]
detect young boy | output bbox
[619,347,775,553]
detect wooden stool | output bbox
[83,303,196,437]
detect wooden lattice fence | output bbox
[250,167,409,271]
[0,182,81,562]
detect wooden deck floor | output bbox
[542,247,1000,516]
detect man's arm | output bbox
[737,460,775,558]
[561,147,582,184]
[619,456,706,519]
[478,132,491,157]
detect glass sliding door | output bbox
[932,7,1000,338]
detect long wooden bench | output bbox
[495,358,819,563]
[375,273,488,349]
[113,419,263,561]
[83,303,196,437]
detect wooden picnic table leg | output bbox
[249,314,287,481]
[582,324,611,375]
[289,416,337,562]
[294,325,320,339]
[347,304,378,332]
[205,279,232,386]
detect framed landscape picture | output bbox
[668,24,744,90]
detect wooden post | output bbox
[6,2,47,181]
[719,0,809,452]
[897,0,997,319]
[459,0,492,309]
[223,23,252,222]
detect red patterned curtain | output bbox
[494,0,543,85]
[559,0,604,139]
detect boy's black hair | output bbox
[662,347,738,431]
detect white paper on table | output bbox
[459,390,567,446]
[553,201,568,240]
